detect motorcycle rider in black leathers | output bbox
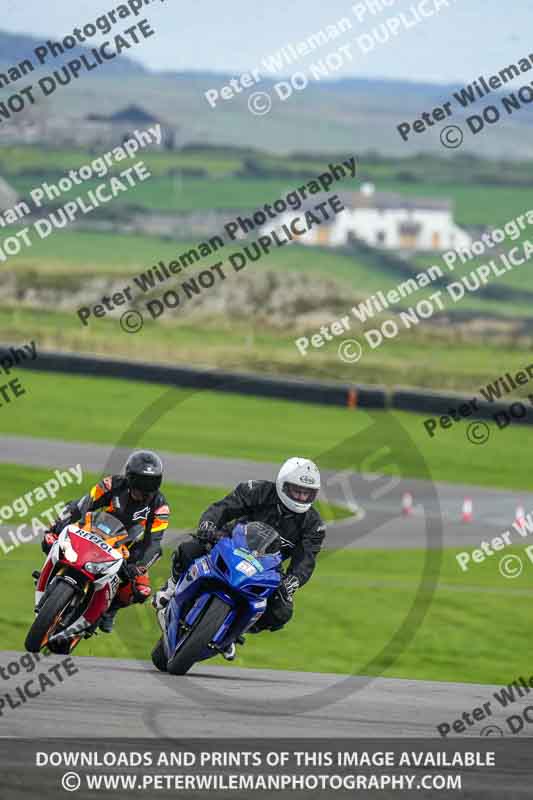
[41,450,170,634]
[154,457,325,660]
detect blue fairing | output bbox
[162,523,282,664]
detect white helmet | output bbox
[276,457,320,514]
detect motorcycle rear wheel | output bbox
[167,596,230,676]
[25,582,77,653]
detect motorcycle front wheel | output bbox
[167,596,230,676]
[25,581,77,653]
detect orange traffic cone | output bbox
[402,492,413,516]
[462,497,473,523]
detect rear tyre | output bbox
[151,638,168,672]
[25,582,77,653]
[167,596,230,676]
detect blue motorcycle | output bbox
[152,521,282,675]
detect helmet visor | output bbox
[283,482,318,505]
[127,472,161,494]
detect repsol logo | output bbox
[75,530,114,553]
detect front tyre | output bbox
[25,581,77,653]
[167,596,230,676]
[151,638,168,672]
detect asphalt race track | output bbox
[1,435,530,739]
[2,434,532,549]
[0,651,516,738]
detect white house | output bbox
[265,183,472,253]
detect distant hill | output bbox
[0,29,146,76]
[36,69,530,160]
[0,29,532,159]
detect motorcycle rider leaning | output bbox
[40,450,170,635]
[154,457,325,660]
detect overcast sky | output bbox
[4,0,532,84]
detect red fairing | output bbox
[66,528,117,569]
[36,558,54,592]
[83,584,113,624]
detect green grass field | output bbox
[6,223,532,321]
[0,146,242,179]
[12,175,330,213]
[2,147,532,685]
[2,307,532,393]
[4,228,396,288]
[11,172,529,223]
[2,542,532,685]
[0,373,531,683]
[2,370,532,491]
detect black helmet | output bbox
[125,450,163,496]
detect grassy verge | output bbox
[6,224,532,318]
[2,543,531,684]
[1,371,532,491]
[2,308,532,393]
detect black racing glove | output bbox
[278,574,300,603]
[195,520,219,546]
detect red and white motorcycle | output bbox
[25,511,131,654]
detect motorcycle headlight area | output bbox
[236,560,257,577]
[60,534,78,563]
[85,560,117,575]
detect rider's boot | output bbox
[153,577,177,610]
[222,635,245,661]
[99,605,120,633]
[222,643,236,661]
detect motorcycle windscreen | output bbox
[88,511,127,540]
[243,522,280,555]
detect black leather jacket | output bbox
[50,474,170,568]
[199,480,325,585]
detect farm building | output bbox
[265,183,472,253]
[84,105,179,150]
